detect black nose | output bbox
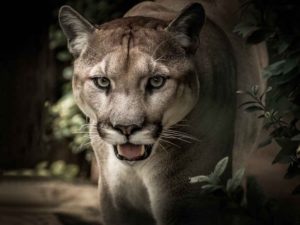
[114,124,141,136]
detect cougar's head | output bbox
[59,4,205,161]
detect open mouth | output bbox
[113,144,152,161]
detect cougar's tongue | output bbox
[117,144,145,160]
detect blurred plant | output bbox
[3,160,79,180]
[234,0,300,193]
[47,92,91,155]
[190,157,300,224]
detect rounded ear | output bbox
[58,5,95,57]
[166,3,205,54]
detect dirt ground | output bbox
[0,178,101,225]
[0,144,299,225]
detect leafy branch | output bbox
[234,0,300,195]
[190,157,300,224]
[238,86,300,193]
[190,157,245,203]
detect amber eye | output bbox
[148,75,167,89]
[93,77,110,89]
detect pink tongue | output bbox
[118,144,143,160]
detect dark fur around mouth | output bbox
[113,145,153,161]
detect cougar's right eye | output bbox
[92,77,111,90]
[147,75,167,90]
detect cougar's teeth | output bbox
[141,145,145,155]
[114,144,152,161]
[116,144,145,156]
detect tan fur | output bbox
[59,1,268,224]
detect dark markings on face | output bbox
[80,16,187,68]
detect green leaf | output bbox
[257,114,265,119]
[244,105,264,112]
[201,184,222,193]
[238,101,258,108]
[50,160,66,176]
[226,168,245,193]
[189,175,210,184]
[20,170,34,176]
[264,111,271,119]
[36,169,51,177]
[35,161,48,170]
[266,86,273,93]
[63,164,79,180]
[251,85,259,95]
[213,157,229,178]
[56,51,72,62]
[62,67,73,80]
[259,86,272,100]
[233,23,259,38]
[236,90,245,94]
[262,60,286,79]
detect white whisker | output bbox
[159,138,180,148]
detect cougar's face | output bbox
[59,6,205,161]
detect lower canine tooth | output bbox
[141,145,145,155]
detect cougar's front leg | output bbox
[99,184,156,225]
[152,195,223,225]
[147,179,224,225]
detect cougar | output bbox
[59,0,267,224]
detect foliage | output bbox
[190,157,245,202]
[234,0,300,193]
[47,91,91,155]
[190,157,300,225]
[234,0,300,116]
[238,86,300,192]
[3,160,79,180]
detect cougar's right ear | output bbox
[59,6,95,57]
[166,3,205,54]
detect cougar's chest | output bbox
[101,149,152,212]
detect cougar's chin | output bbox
[113,144,152,161]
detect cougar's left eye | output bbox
[93,77,110,89]
[147,75,167,89]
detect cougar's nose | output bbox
[114,124,141,136]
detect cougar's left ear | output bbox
[59,5,95,57]
[166,3,205,54]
